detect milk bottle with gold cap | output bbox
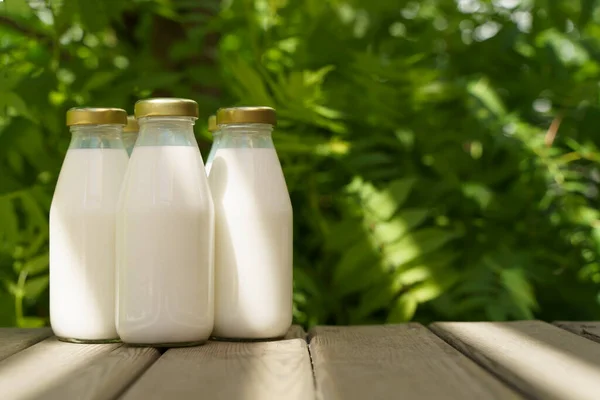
[117,98,214,346]
[50,107,128,343]
[204,115,220,174]
[122,115,139,156]
[209,107,292,339]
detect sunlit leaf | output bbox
[386,295,417,323]
[22,254,49,275]
[384,228,461,268]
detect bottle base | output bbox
[57,336,121,344]
[210,335,284,342]
[125,339,208,348]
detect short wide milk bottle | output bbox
[50,107,129,343]
[209,107,293,339]
[117,98,214,346]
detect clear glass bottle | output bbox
[50,107,129,343]
[122,115,139,157]
[204,115,220,175]
[117,98,214,346]
[209,107,293,340]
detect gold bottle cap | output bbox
[123,115,139,133]
[66,108,128,126]
[217,107,276,126]
[208,115,217,132]
[135,98,198,119]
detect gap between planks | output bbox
[0,324,307,400]
[308,324,519,400]
[553,321,600,343]
[0,328,52,362]
[120,337,314,400]
[430,320,600,400]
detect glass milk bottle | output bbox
[204,115,220,174]
[117,98,214,346]
[50,107,129,343]
[122,115,139,156]
[209,107,293,339]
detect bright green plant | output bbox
[1,0,600,328]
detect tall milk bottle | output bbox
[50,107,129,343]
[117,98,214,346]
[204,115,220,174]
[209,107,293,339]
[122,115,139,156]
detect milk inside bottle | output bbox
[209,107,293,339]
[204,115,220,175]
[50,107,128,343]
[117,98,214,346]
[122,115,139,156]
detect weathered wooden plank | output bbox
[430,321,600,400]
[309,324,519,400]
[554,321,600,343]
[121,339,314,400]
[39,346,160,400]
[0,337,119,399]
[0,328,52,361]
[284,325,306,340]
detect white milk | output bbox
[209,147,293,339]
[204,131,221,175]
[117,145,214,345]
[50,148,128,341]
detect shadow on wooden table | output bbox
[430,320,600,400]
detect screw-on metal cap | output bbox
[66,107,128,126]
[135,98,199,119]
[123,115,139,133]
[217,107,276,126]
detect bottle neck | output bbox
[69,125,124,149]
[218,124,274,149]
[136,116,197,147]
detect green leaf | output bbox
[0,198,18,249]
[22,254,49,275]
[19,317,46,328]
[371,208,429,244]
[384,228,461,268]
[77,0,108,33]
[386,295,417,323]
[393,265,431,287]
[355,282,396,318]
[24,275,49,301]
[325,218,364,251]
[332,238,378,286]
[407,281,445,303]
[3,0,32,17]
[467,78,506,118]
[0,92,30,119]
[364,178,416,220]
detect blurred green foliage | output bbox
[1,0,600,328]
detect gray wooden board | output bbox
[554,321,600,343]
[0,327,52,361]
[0,337,119,399]
[120,338,315,400]
[430,321,600,400]
[36,345,160,400]
[309,324,520,400]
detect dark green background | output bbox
[1,0,600,328]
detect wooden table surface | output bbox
[0,321,599,399]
